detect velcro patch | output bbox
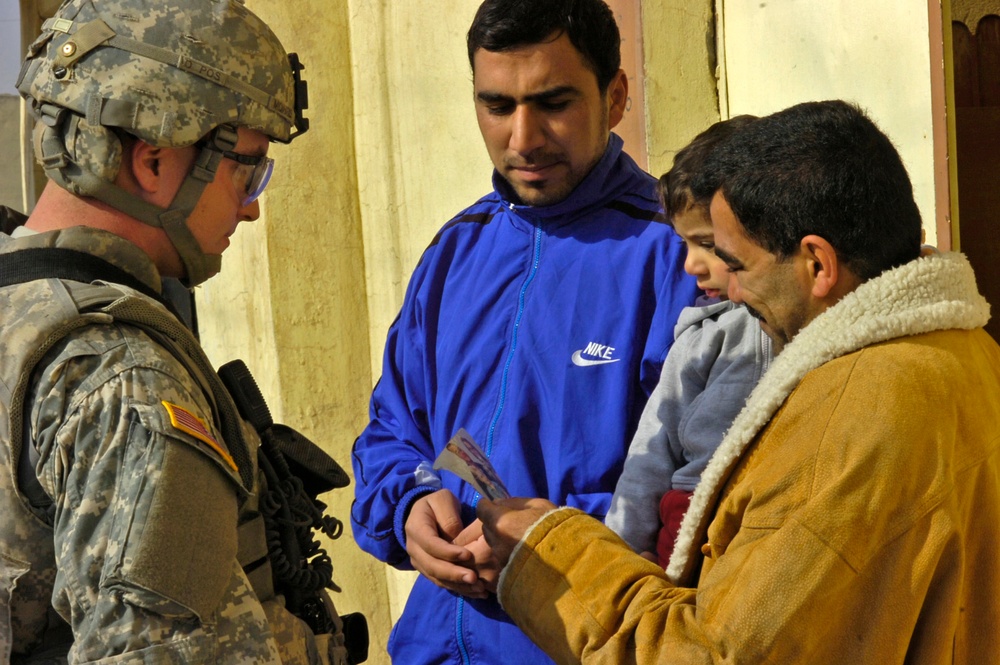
[161,401,237,473]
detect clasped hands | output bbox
[404,489,556,598]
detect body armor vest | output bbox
[0,275,270,656]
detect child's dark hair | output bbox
[657,115,758,221]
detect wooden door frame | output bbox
[930,0,958,251]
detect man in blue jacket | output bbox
[351,0,698,662]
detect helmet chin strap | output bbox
[154,126,241,286]
[36,113,238,287]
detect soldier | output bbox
[0,0,355,662]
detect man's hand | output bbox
[476,497,557,568]
[454,519,500,593]
[405,489,487,598]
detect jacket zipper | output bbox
[456,221,543,665]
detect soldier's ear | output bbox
[128,141,198,206]
[129,140,164,194]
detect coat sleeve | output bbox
[350,272,440,567]
[30,328,283,663]
[498,508,863,665]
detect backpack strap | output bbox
[0,247,254,514]
[0,246,181,319]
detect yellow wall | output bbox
[718,0,941,244]
[0,96,22,210]
[348,1,493,378]
[641,0,722,180]
[196,1,395,661]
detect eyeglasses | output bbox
[218,149,274,206]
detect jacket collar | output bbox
[667,251,991,583]
[1,225,163,294]
[492,133,642,227]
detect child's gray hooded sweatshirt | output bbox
[605,300,773,554]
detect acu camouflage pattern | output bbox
[0,228,345,664]
[18,0,298,149]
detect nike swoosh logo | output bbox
[571,350,622,367]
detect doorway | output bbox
[953,11,1000,342]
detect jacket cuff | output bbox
[393,485,438,553]
[497,506,580,611]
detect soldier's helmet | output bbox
[16,0,308,286]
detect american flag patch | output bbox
[161,401,238,472]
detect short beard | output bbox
[743,304,764,321]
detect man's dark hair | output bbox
[658,115,758,220]
[692,100,922,280]
[467,0,621,91]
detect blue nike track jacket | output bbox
[351,134,699,665]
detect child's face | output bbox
[673,205,731,300]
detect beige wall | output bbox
[717,0,942,244]
[196,1,395,661]
[641,0,722,179]
[348,1,493,381]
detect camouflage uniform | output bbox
[1,0,351,660]
[0,226,346,664]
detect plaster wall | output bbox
[641,0,722,180]
[349,0,493,383]
[346,0,493,627]
[195,1,393,661]
[719,0,940,244]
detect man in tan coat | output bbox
[477,100,1000,664]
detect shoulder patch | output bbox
[161,401,238,473]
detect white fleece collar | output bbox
[666,251,991,583]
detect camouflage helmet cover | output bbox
[17,0,306,148]
[14,0,308,287]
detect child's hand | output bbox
[639,551,658,563]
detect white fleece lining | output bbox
[665,252,991,582]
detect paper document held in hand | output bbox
[433,428,510,500]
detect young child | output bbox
[605,116,774,567]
